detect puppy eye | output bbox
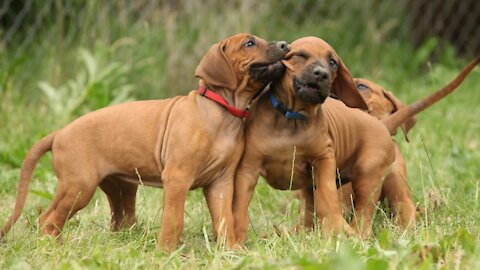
[292,53,308,60]
[357,83,368,90]
[329,59,338,69]
[244,40,256,47]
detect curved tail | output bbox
[1,131,57,238]
[382,58,480,134]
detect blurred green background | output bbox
[1,0,477,104]
[2,0,478,148]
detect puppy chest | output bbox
[262,156,313,190]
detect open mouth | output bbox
[293,77,329,103]
[294,78,321,92]
[249,61,285,82]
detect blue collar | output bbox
[268,91,306,120]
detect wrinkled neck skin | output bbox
[195,77,263,133]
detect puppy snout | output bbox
[313,66,329,82]
[275,41,289,52]
[269,41,289,60]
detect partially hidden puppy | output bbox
[233,36,397,243]
[0,33,289,251]
[335,60,479,229]
[338,78,417,229]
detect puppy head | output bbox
[280,36,367,109]
[195,34,288,92]
[354,78,417,137]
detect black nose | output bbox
[275,41,289,52]
[313,66,329,81]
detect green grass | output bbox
[1,1,480,269]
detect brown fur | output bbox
[320,58,479,230]
[340,78,417,229]
[232,37,396,243]
[0,34,289,251]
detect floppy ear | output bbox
[331,61,368,110]
[382,89,417,142]
[195,40,238,90]
[281,50,296,71]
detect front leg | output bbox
[157,166,192,252]
[232,155,262,245]
[203,177,237,249]
[382,146,416,229]
[312,157,354,236]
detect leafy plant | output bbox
[38,48,134,119]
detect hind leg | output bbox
[100,177,138,231]
[39,172,98,237]
[350,172,385,237]
[382,163,416,229]
[39,185,96,236]
[383,173,416,229]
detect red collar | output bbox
[198,87,250,119]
